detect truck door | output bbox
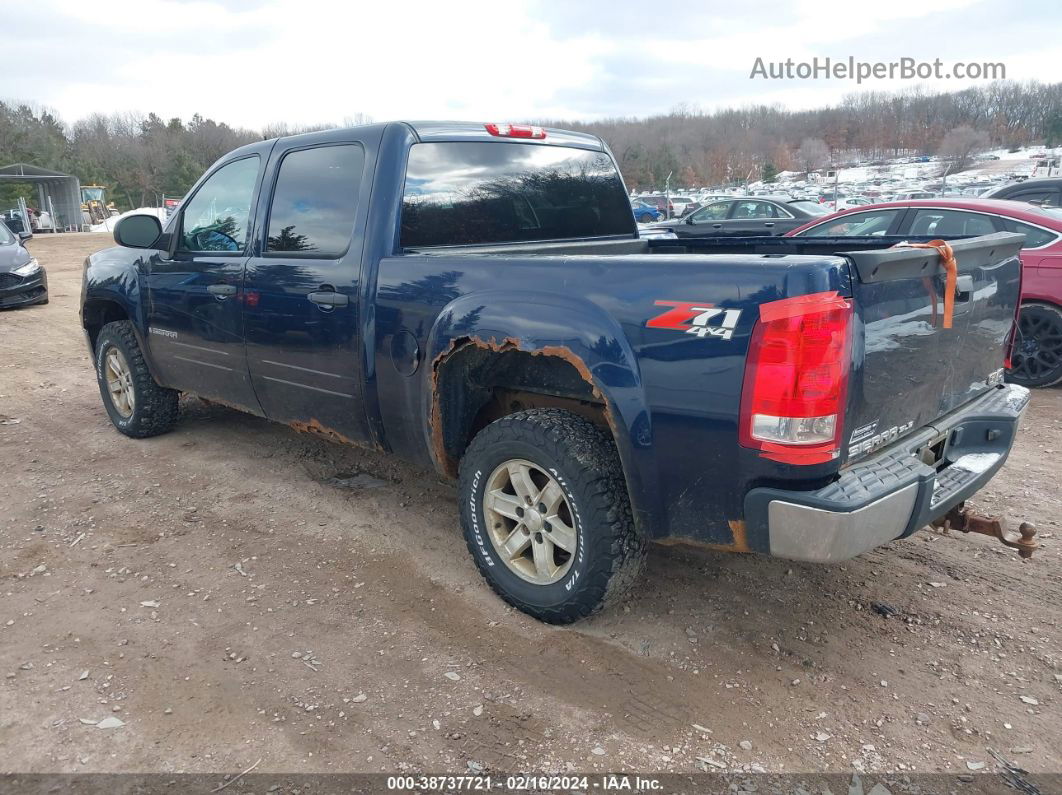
[145,154,264,411]
[242,134,375,443]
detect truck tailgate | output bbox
[843,232,1024,463]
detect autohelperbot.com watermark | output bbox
[750,56,1006,84]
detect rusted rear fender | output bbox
[426,290,661,535]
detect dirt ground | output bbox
[1,234,1060,778]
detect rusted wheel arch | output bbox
[429,337,616,479]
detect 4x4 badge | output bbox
[647,301,741,340]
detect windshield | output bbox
[0,221,15,246]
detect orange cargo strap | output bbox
[897,239,958,329]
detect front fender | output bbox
[426,290,662,536]
[81,247,152,362]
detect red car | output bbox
[787,199,1062,387]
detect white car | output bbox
[668,196,696,217]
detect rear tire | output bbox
[458,409,645,624]
[94,320,180,437]
[1008,302,1062,388]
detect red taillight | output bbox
[739,291,853,465]
[484,123,546,139]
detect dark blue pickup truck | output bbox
[81,121,1031,623]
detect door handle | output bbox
[207,283,237,298]
[308,291,349,308]
[712,223,722,228]
[763,222,775,227]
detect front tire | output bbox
[1008,302,1062,388]
[458,409,645,624]
[94,320,180,437]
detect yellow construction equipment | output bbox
[80,185,116,225]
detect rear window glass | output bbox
[1004,219,1059,248]
[1007,189,1058,207]
[791,201,829,216]
[400,142,634,248]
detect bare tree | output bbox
[795,137,831,174]
[938,125,990,171]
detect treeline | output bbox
[545,81,1062,189]
[2,82,1062,208]
[0,105,261,210]
[0,104,370,211]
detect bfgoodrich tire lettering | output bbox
[459,409,646,624]
[94,320,180,438]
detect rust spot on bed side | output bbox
[655,520,752,554]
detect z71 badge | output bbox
[646,301,741,340]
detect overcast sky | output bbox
[3,0,1059,130]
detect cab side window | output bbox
[908,209,997,237]
[179,157,260,253]
[692,202,730,222]
[732,201,773,219]
[266,144,365,257]
[799,209,902,237]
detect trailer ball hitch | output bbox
[931,503,1037,559]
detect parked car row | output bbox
[649,196,829,237]
[631,174,1062,389]
[786,199,1062,388]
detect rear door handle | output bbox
[308,291,349,308]
[763,222,775,227]
[711,223,722,228]
[207,283,237,298]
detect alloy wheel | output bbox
[483,459,578,585]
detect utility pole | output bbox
[664,171,673,218]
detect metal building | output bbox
[0,163,84,232]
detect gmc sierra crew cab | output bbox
[81,121,1030,623]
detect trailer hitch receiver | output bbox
[931,503,1037,559]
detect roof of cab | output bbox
[223,120,604,163]
[403,121,604,150]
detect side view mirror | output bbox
[114,214,162,249]
[686,216,695,224]
[18,230,31,242]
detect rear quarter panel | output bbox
[372,251,852,549]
